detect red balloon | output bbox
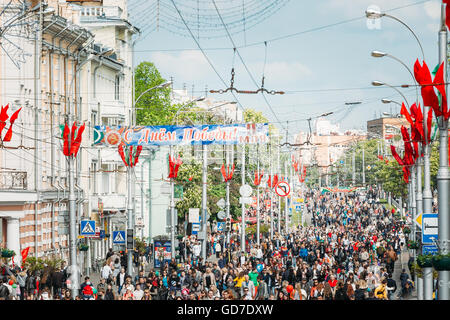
[8,280,13,285]
[286,285,293,293]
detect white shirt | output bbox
[101,265,112,279]
[133,289,144,300]
[193,244,201,257]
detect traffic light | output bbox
[225,217,231,231]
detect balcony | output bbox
[0,171,27,190]
[79,6,123,21]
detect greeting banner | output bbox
[93,123,269,147]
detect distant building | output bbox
[366,115,409,140]
[295,117,366,184]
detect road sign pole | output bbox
[269,143,273,241]
[277,144,281,234]
[170,145,176,261]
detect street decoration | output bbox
[253,170,264,186]
[221,163,235,182]
[93,123,269,146]
[267,174,278,189]
[0,104,21,143]
[298,166,307,183]
[321,187,362,194]
[62,122,85,157]
[168,154,183,179]
[118,144,143,167]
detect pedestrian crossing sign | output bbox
[112,231,126,244]
[80,220,96,236]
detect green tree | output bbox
[134,61,173,125]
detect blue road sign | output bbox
[112,231,126,244]
[80,220,96,236]
[217,222,225,231]
[422,245,438,255]
[296,205,302,211]
[422,213,438,244]
[192,223,200,235]
[100,230,105,239]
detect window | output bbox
[114,75,120,101]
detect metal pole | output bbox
[241,144,246,253]
[437,4,450,300]
[127,166,134,277]
[68,155,78,299]
[277,144,281,234]
[226,145,231,247]
[352,150,356,185]
[256,145,260,246]
[170,145,175,261]
[269,143,273,241]
[201,144,208,261]
[284,160,288,235]
[362,145,366,185]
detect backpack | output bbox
[83,285,93,296]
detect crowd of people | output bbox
[0,188,415,300]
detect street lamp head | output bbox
[381,98,392,104]
[158,80,173,89]
[371,50,387,58]
[365,8,384,19]
[372,80,384,87]
[195,96,206,102]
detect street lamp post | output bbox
[437,4,450,300]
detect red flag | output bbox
[173,155,182,178]
[134,145,143,166]
[128,145,134,167]
[0,104,9,137]
[70,122,78,152]
[433,61,448,119]
[21,247,30,264]
[118,144,128,167]
[221,164,227,182]
[227,164,235,181]
[63,123,70,156]
[267,175,271,188]
[272,174,279,188]
[390,145,404,166]
[2,107,21,142]
[70,123,85,157]
[414,60,441,117]
[401,103,413,126]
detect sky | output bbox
[129,0,444,139]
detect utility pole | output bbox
[169,145,175,262]
[352,150,356,186]
[226,144,231,247]
[284,160,289,235]
[201,144,208,261]
[269,143,274,240]
[126,165,134,277]
[362,145,366,185]
[437,3,450,300]
[256,144,260,246]
[277,144,281,234]
[241,144,246,253]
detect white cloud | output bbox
[150,50,212,82]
